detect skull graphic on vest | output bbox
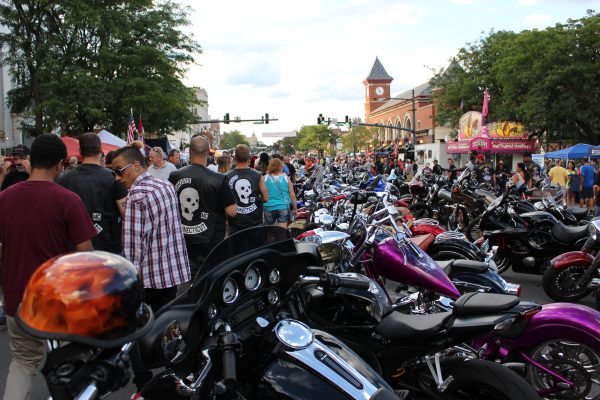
[180,187,199,221]
[234,178,252,205]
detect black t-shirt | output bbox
[226,168,263,229]
[1,169,29,191]
[58,163,127,253]
[169,164,236,250]
[432,164,442,175]
[448,164,457,181]
[476,163,494,184]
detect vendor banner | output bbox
[486,121,527,140]
[490,140,535,153]
[446,141,470,154]
[458,111,482,140]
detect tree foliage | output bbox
[297,124,336,157]
[430,10,600,144]
[0,0,201,137]
[220,130,249,149]
[342,124,371,153]
[274,136,300,155]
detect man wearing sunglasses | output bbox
[111,145,190,312]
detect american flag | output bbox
[138,114,145,145]
[127,109,136,144]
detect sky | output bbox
[177,0,595,144]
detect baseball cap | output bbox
[476,154,485,161]
[12,144,31,156]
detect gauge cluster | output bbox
[206,259,284,329]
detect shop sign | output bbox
[458,111,482,140]
[470,137,492,152]
[446,141,470,154]
[490,140,535,153]
[486,121,527,140]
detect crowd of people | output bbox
[0,133,307,399]
[3,134,600,398]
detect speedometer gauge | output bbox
[269,268,280,284]
[222,278,239,304]
[244,266,261,291]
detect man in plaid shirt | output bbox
[112,145,190,311]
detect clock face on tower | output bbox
[375,86,385,96]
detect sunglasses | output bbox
[114,163,133,177]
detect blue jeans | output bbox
[264,208,289,224]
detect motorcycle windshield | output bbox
[193,226,296,283]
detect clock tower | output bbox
[363,57,393,118]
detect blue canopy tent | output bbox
[590,145,600,158]
[544,143,595,159]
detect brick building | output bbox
[363,57,453,166]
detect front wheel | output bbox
[408,202,433,219]
[542,265,594,301]
[417,358,542,400]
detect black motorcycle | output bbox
[135,226,402,400]
[480,193,589,274]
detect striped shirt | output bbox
[123,172,191,288]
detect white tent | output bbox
[97,129,127,147]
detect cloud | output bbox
[270,89,291,98]
[226,55,281,87]
[518,0,541,5]
[522,13,555,29]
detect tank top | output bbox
[264,174,291,211]
[515,172,525,189]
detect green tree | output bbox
[274,136,299,155]
[342,124,371,153]
[297,124,335,157]
[220,130,249,149]
[431,10,600,143]
[0,0,201,137]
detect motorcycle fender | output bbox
[550,251,594,270]
[452,271,510,295]
[514,303,600,352]
[411,224,446,237]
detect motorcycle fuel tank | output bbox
[373,237,461,298]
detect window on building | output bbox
[192,107,198,115]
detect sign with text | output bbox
[261,131,297,138]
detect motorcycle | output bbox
[480,193,589,274]
[543,218,600,302]
[344,214,600,399]
[134,226,403,400]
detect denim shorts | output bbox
[264,208,289,224]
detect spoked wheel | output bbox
[527,339,600,400]
[542,265,594,301]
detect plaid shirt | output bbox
[123,172,190,288]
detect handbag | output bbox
[270,174,294,222]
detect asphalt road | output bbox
[0,269,597,400]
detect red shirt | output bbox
[0,181,96,316]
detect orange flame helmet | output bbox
[17,251,151,346]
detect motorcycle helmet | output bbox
[17,251,153,348]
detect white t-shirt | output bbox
[148,161,177,181]
[207,164,218,172]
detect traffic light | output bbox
[345,115,349,124]
[224,113,230,124]
[265,113,269,124]
[318,113,323,124]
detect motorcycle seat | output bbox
[435,259,488,275]
[551,221,588,243]
[453,292,519,317]
[566,207,589,220]
[375,311,452,340]
[409,234,435,252]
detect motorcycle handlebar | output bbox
[320,272,371,290]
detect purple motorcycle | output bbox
[348,207,600,400]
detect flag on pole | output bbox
[137,114,145,145]
[127,109,136,144]
[482,88,489,117]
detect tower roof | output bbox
[365,57,393,81]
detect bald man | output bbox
[169,135,237,274]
